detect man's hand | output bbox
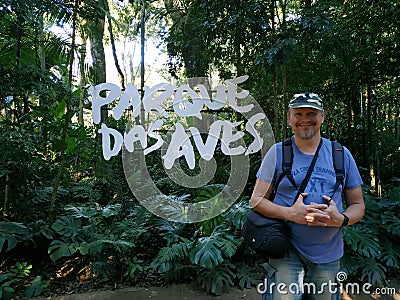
[288,193,330,225]
[307,195,343,227]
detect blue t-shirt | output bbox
[256,137,363,264]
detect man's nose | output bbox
[299,114,312,121]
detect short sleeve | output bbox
[343,146,363,190]
[256,143,279,183]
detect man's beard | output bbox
[297,128,316,140]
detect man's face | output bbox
[287,107,324,140]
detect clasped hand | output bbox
[289,193,342,227]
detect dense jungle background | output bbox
[1,0,400,298]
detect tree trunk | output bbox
[15,14,22,69]
[281,65,288,137]
[13,13,23,125]
[273,66,279,137]
[49,0,80,223]
[106,1,125,90]
[270,0,279,137]
[140,0,145,126]
[365,84,378,193]
[86,0,107,175]
[163,0,208,78]
[87,0,107,96]
[37,15,46,71]
[3,174,10,217]
[78,34,87,126]
[279,0,288,137]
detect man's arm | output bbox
[251,179,329,225]
[342,185,365,225]
[312,186,365,227]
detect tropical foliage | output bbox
[0,0,399,298]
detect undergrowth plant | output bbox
[150,195,261,295]
[341,185,400,285]
[47,200,154,281]
[0,262,49,299]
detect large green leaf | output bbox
[0,274,15,299]
[189,236,224,268]
[223,199,250,230]
[52,98,66,119]
[101,204,122,217]
[236,262,262,289]
[78,241,104,255]
[198,216,223,236]
[151,239,191,273]
[358,257,387,286]
[343,225,381,257]
[51,216,82,238]
[388,187,400,202]
[65,205,97,219]
[381,212,400,235]
[79,239,134,255]
[197,262,236,295]
[24,276,50,298]
[0,221,30,252]
[378,244,400,268]
[48,240,78,262]
[220,236,241,258]
[195,184,224,203]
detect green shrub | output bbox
[342,186,400,285]
[150,197,260,295]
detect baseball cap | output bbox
[288,92,323,111]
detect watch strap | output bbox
[341,213,349,226]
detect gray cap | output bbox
[288,92,323,110]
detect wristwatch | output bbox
[341,213,349,226]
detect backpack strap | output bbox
[331,140,345,193]
[269,137,293,201]
[282,137,297,190]
[269,138,293,201]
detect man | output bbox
[251,93,365,300]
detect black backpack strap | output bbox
[331,141,345,194]
[282,137,297,190]
[269,172,285,202]
[268,137,295,202]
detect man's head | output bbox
[287,92,324,140]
